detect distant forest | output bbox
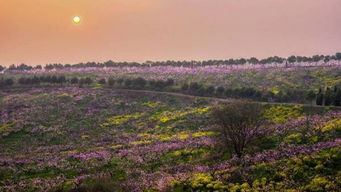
[1,53,341,71]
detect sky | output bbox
[1,0,341,66]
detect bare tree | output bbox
[211,100,268,157]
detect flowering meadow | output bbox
[0,85,340,191]
[3,60,341,92]
[0,60,340,191]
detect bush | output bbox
[116,78,124,85]
[181,83,189,90]
[98,78,106,85]
[155,80,166,90]
[131,77,146,89]
[205,86,215,96]
[79,77,93,86]
[124,79,132,87]
[108,78,115,86]
[0,78,14,87]
[216,86,225,96]
[70,77,79,84]
[165,78,175,86]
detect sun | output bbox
[73,16,81,24]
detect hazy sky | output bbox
[1,0,341,66]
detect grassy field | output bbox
[3,65,341,93]
[0,86,340,191]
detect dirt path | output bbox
[2,85,340,109]
[113,88,341,109]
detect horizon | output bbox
[2,52,341,68]
[1,0,341,66]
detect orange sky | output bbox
[1,0,341,66]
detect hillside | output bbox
[0,87,340,191]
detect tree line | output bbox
[0,78,14,88]
[1,53,341,71]
[180,82,320,104]
[316,87,341,106]
[1,75,340,106]
[0,75,92,88]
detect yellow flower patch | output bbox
[159,135,173,141]
[178,133,190,140]
[321,118,341,132]
[150,106,211,124]
[0,122,15,136]
[284,133,303,144]
[270,86,280,95]
[101,112,144,127]
[57,93,70,98]
[192,131,217,137]
[264,105,303,123]
[91,83,103,90]
[141,101,161,108]
[81,135,90,139]
[158,131,217,142]
[190,173,213,188]
[130,140,152,146]
[110,144,124,149]
[170,148,209,157]
[137,133,152,137]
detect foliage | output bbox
[211,101,269,157]
[263,105,303,123]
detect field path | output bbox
[1,85,340,109]
[113,88,341,109]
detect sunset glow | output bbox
[0,0,341,66]
[0,1,340,191]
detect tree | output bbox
[79,77,93,85]
[108,78,115,86]
[131,77,146,89]
[35,65,42,70]
[51,75,58,83]
[211,101,268,157]
[312,55,323,62]
[0,78,14,87]
[4,78,14,86]
[189,82,201,92]
[116,78,124,85]
[57,76,66,84]
[316,88,323,106]
[124,79,132,87]
[323,55,330,62]
[334,87,341,106]
[70,77,79,84]
[84,77,93,85]
[216,86,225,96]
[205,86,215,96]
[98,78,106,85]
[18,77,28,85]
[165,79,175,86]
[336,53,341,60]
[287,56,297,63]
[324,87,333,106]
[154,80,166,90]
[248,57,259,64]
[306,90,316,104]
[181,83,189,90]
